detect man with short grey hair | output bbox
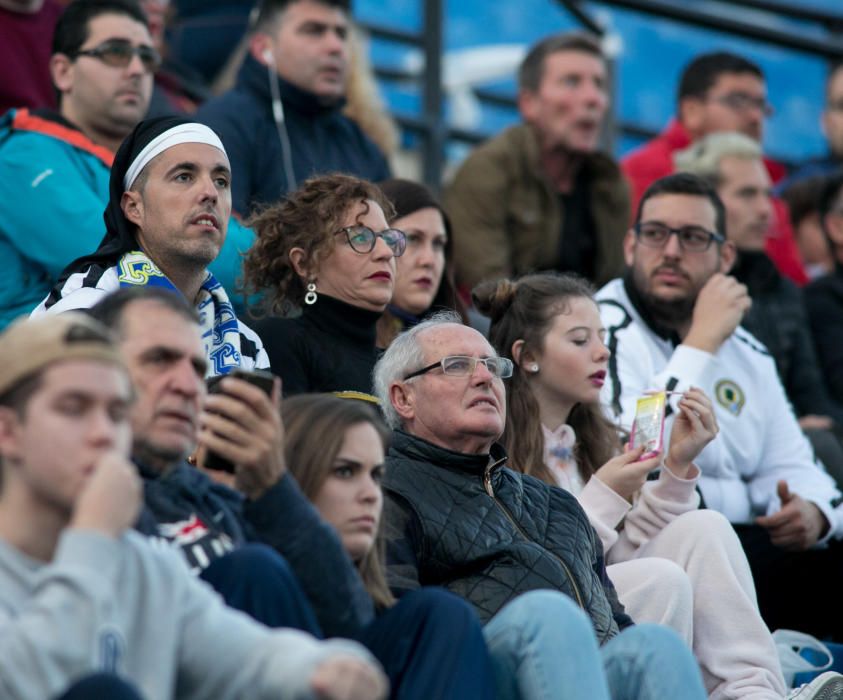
[444,31,629,290]
[375,318,713,700]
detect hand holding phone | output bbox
[203,369,276,473]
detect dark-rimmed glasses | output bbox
[711,92,773,118]
[403,355,514,380]
[72,39,162,73]
[336,225,407,257]
[633,222,725,253]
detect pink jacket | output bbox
[542,423,700,564]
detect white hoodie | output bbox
[596,277,843,541]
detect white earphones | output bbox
[262,48,274,63]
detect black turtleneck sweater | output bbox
[253,294,382,396]
[196,55,390,215]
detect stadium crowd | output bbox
[1,0,843,698]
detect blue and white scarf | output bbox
[116,251,251,376]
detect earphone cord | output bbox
[267,60,298,192]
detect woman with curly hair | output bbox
[244,173,406,395]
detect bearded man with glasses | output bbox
[0,0,254,329]
[597,172,843,642]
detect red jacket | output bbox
[621,119,807,286]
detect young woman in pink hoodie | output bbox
[477,272,790,700]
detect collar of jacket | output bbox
[301,293,382,346]
[7,107,115,167]
[731,249,780,294]
[238,54,347,118]
[390,430,509,478]
[517,122,624,190]
[622,270,682,345]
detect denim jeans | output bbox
[483,590,706,700]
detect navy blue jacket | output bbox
[136,462,374,638]
[197,55,390,215]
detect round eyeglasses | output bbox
[633,222,725,253]
[336,225,407,257]
[403,355,514,380]
[72,39,162,73]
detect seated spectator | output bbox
[376,178,467,347]
[282,393,495,699]
[598,172,843,640]
[445,31,629,291]
[676,132,843,487]
[286,392,701,700]
[89,286,490,697]
[778,61,843,191]
[244,174,404,394]
[197,0,390,216]
[32,116,267,375]
[373,314,711,700]
[781,175,835,281]
[621,51,807,285]
[0,0,63,114]
[142,0,213,118]
[806,172,843,408]
[478,272,807,699]
[0,0,252,329]
[0,312,385,700]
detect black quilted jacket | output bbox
[382,431,632,642]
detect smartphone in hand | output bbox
[203,369,275,473]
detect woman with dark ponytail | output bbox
[477,272,789,700]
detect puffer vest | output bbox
[384,431,620,642]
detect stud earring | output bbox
[304,281,318,305]
[530,364,539,373]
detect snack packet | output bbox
[630,391,666,459]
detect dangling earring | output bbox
[304,281,318,305]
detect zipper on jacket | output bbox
[483,462,585,609]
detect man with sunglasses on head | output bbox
[0,0,254,330]
[622,51,807,286]
[597,172,843,642]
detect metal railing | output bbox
[362,0,843,188]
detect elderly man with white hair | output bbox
[32,115,267,376]
[373,312,709,700]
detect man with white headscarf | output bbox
[33,115,268,376]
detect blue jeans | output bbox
[356,588,495,700]
[199,544,323,635]
[483,590,706,700]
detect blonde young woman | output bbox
[477,272,792,700]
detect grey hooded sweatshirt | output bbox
[0,529,375,699]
